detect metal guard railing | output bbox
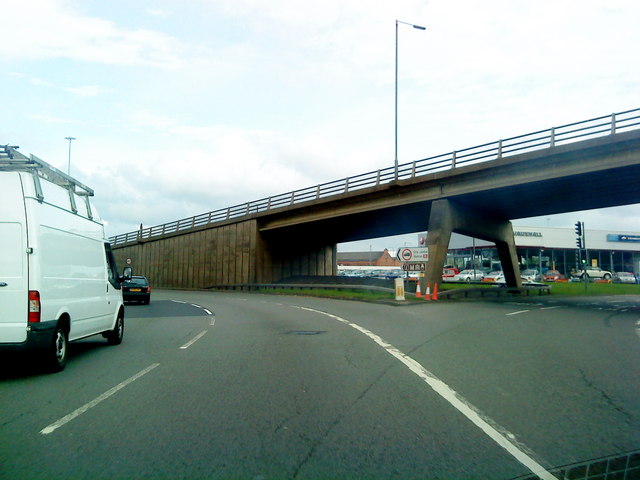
[109,108,640,246]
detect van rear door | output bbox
[0,173,29,343]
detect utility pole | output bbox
[64,136,76,175]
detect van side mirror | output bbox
[121,266,132,282]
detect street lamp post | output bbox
[64,136,76,175]
[395,20,426,181]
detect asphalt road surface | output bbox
[1,291,639,479]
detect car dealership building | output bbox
[446,226,640,275]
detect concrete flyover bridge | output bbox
[110,108,640,291]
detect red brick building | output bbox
[337,249,401,267]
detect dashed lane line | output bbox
[180,330,208,349]
[40,363,160,435]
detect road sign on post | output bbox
[399,247,429,262]
[402,263,426,272]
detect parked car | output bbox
[451,269,484,282]
[122,276,151,304]
[570,266,613,280]
[613,272,637,284]
[482,271,505,283]
[520,269,542,282]
[384,270,404,280]
[543,270,565,282]
[442,268,460,281]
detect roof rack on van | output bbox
[0,144,94,197]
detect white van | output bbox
[0,145,127,372]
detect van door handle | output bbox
[0,282,7,287]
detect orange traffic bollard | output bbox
[415,282,422,298]
[424,283,431,300]
[431,282,439,300]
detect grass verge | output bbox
[262,288,424,303]
[537,281,639,296]
[261,282,639,302]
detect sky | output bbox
[2,0,639,253]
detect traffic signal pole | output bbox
[575,221,588,291]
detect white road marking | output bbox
[210,316,216,326]
[40,363,160,435]
[173,300,213,316]
[296,306,557,480]
[506,310,530,316]
[180,330,208,349]
[540,306,563,310]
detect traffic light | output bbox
[575,221,584,249]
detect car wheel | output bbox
[44,324,68,372]
[106,312,124,345]
[603,273,611,280]
[465,277,471,283]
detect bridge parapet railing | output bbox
[109,108,640,246]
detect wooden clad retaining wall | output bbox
[111,219,337,289]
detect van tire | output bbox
[44,325,68,373]
[106,312,124,346]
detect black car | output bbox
[122,276,151,304]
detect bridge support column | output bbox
[424,199,522,291]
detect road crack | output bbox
[579,368,636,424]
[291,363,396,478]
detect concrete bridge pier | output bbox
[424,199,522,291]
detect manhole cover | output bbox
[286,330,325,336]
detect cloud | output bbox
[146,9,172,18]
[29,77,55,87]
[28,114,73,124]
[0,0,206,69]
[65,85,108,97]
[5,0,639,242]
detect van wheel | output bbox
[106,313,124,345]
[45,325,68,372]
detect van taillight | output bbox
[28,290,41,323]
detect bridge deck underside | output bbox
[260,131,640,245]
